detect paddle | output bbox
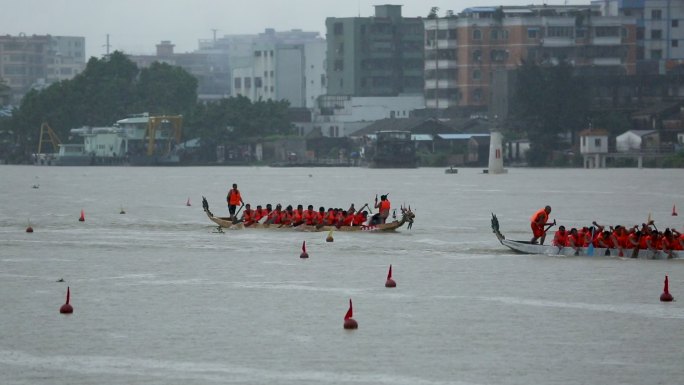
[587,228,595,256]
[231,203,245,224]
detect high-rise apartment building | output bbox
[424,5,637,110]
[0,34,85,104]
[231,29,326,108]
[598,0,684,74]
[325,5,424,97]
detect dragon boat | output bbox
[202,197,414,232]
[491,213,682,260]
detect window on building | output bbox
[527,28,539,39]
[334,60,344,71]
[652,9,662,20]
[270,50,274,57]
[473,88,482,102]
[651,49,662,59]
[672,19,679,28]
[337,43,344,54]
[652,29,662,39]
[673,40,679,47]
[254,51,262,57]
[234,78,241,88]
[594,138,601,147]
[334,23,344,35]
[472,49,482,62]
[244,78,251,88]
[264,71,268,78]
[595,26,619,37]
[255,77,262,88]
[472,29,482,40]
[270,70,274,77]
[473,69,481,80]
[546,26,573,38]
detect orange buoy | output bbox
[385,264,396,288]
[186,198,191,206]
[59,287,74,314]
[326,229,334,242]
[25,226,33,233]
[300,240,309,259]
[78,209,85,222]
[660,275,674,302]
[673,204,678,216]
[343,298,358,329]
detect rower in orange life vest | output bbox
[240,203,254,225]
[530,205,553,245]
[552,225,567,248]
[226,183,244,221]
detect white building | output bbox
[580,128,609,168]
[294,95,426,138]
[231,30,326,108]
[616,129,660,152]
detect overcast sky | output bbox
[3,0,590,59]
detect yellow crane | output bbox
[37,122,61,154]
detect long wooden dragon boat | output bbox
[491,213,682,260]
[203,197,414,232]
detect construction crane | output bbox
[37,122,61,154]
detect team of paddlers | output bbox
[236,203,376,227]
[531,205,684,258]
[226,182,394,228]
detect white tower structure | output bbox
[487,131,507,174]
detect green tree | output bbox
[511,61,590,166]
[136,62,197,116]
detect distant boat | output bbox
[444,166,458,174]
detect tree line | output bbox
[0,51,292,163]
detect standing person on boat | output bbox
[226,183,244,221]
[372,195,391,225]
[530,205,553,245]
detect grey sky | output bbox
[4,0,589,59]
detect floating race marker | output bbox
[326,228,334,242]
[660,275,674,302]
[385,264,396,288]
[343,298,358,330]
[673,204,678,216]
[59,287,74,314]
[300,240,309,259]
[120,205,126,214]
[79,209,85,222]
[26,219,33,233]
[186,198,191,207]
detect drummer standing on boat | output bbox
[226,183,244,221]
[530,205,553,245]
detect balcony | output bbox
[425,79,459,89]
[426,98,459,109]
[593,57,622,66]
[424,60,458,70]
[541,37,575,47]
[592,36,622,46]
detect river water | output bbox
[1,165,683,385]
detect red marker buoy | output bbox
[186,198,191,207]
[660,275,674,302]
[300,240,309,259]
[385,264,396,288]
[60,287,74,314]
[343,298,358,329]
[78,209,85,222]
[673,204,678,216]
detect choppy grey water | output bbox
[1,165,683,385]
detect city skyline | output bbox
[3,0,590,59]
